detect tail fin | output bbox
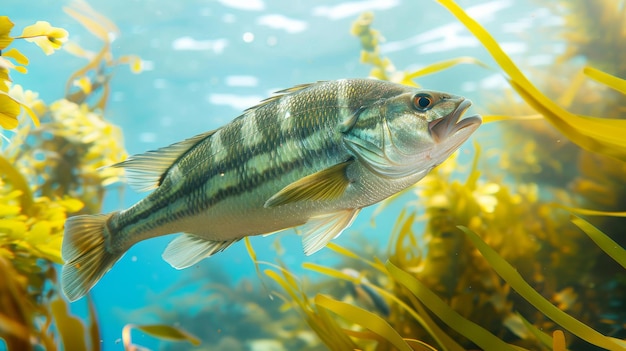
[61,213,123,302]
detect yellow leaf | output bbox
[19,21,68,55]
[571,215,626,269]
[405,56,490,81]
[2,48,29,65]
[482,114,542,123]
[33,236,63,264]
[0,93,20,129]
[0,67,10,92]
[0,90,40,127]
[130,57,142,73]
[0,56,27,74]
[26,221,52,244]
[50,298,89,350]
[583,66,626,95]
[0,16,14,50]
[0,219,27,237]
[63,7,110,42]
[0,203,20,216]
[59,197,84,213]
[123,324,201,347]
[315,294,414,351]
[73,77,92,94]
[63,41,95,59]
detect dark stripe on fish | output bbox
[112,138,344,232]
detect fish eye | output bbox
[413,93,433,111]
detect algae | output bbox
[1,2,194,350]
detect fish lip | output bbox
[428,99,481,143]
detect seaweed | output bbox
[122,2,626,350]
[0,17,67,130]
[122,324,200,350]
[0,2,192,350]
[250,2,626,350]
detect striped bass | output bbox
[61,78,481,301]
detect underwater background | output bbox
[2,0,626,350]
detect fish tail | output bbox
[61,212,123,302]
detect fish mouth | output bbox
[428,99,482,144]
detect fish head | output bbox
[383,90,482,175]
[344,89,481,179]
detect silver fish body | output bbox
[61,78,481,301]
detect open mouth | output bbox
[428,99,482,144]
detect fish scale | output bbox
[60,78,482,301]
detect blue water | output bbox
[4,0,556,349]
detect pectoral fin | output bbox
[162,233,239,269]
[264,159,353,208]
[301,208,361,255]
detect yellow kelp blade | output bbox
[583,66,626,95]
[405,339,439,351]
[303,262,464,351]
[570,215,626,269]
[122,323,200,349]
[402,56,490,85]
[326,242,384,272]
[552,204,626,217]
[314,294,414,351]
[482,114,542,124]
[50,297,89,351]
[437,0,626,163]
[87,296,101,351]
[263,268,359,350]
[386,261,519,351]
[457,226,623,351]
[518,313,554,349]
[244,237,274,299]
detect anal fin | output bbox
[264,159,353,208]
[301,208,361,256]
[162,233,239,269]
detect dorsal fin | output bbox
[112,129,216,192]
[244,82,320,112]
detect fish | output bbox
[61,78,481,301]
